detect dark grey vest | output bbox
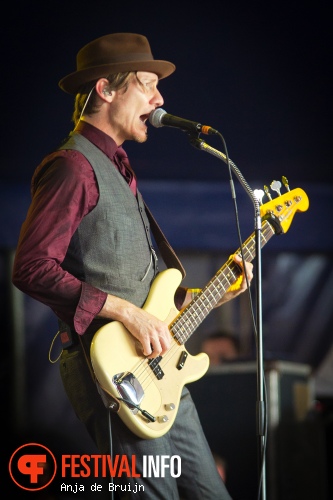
[59,133,157,308]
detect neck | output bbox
[80,116,124,147]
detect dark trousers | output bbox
[59,345,232,499]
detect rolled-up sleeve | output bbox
[74,281,107,334]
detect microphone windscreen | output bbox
[149,108,167,128]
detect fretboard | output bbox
[170,219,276,344]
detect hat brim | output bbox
[59,60,175,94]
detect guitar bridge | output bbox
[113,372,144,411]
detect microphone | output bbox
[149,108,219,135]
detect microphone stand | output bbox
[189,136,267,500]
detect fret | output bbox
[223,265,238,288]
[181,311,200,331]
[243,245,255,260]
[191,295,211,318]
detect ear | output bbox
[95,78,113,100]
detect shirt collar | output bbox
[75,121,119,160]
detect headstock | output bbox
[254,177,309,234]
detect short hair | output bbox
[72,71,138,126]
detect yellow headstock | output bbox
[259,187,309,234]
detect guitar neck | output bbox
[170,219,276,344]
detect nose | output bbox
[152,88,164,107]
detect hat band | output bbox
[80,52,153,70]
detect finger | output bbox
[147,329,171,358]
[159,329,172,352]
[244,262,253,281]
[141,339,154,357]
[233,254,242,263]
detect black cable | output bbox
[215,131,267,500]
[107,408,114,500]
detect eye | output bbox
[142,80,157,92]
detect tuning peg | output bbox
[270,180,282,196]
[253,189,265,205]
[264,185,272,201]
[282,176,290,191]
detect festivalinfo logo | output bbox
[9,441,181,495]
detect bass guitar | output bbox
[90,184,309,439]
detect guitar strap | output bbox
[144,201,186,279]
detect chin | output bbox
[134,132,148,144]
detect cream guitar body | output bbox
[90,268,209,439]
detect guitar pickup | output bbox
[148,356,164,380]
[177,351,188,370]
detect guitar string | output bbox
[135,220,275,392]
[134,220,274,390]
[121,221,275,406]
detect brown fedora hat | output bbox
[59,33,176,94]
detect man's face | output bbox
[109,71,164,144]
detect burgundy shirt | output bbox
[13,122,186,334]
[13,122,137,334]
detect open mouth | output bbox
[140,114,150,124]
